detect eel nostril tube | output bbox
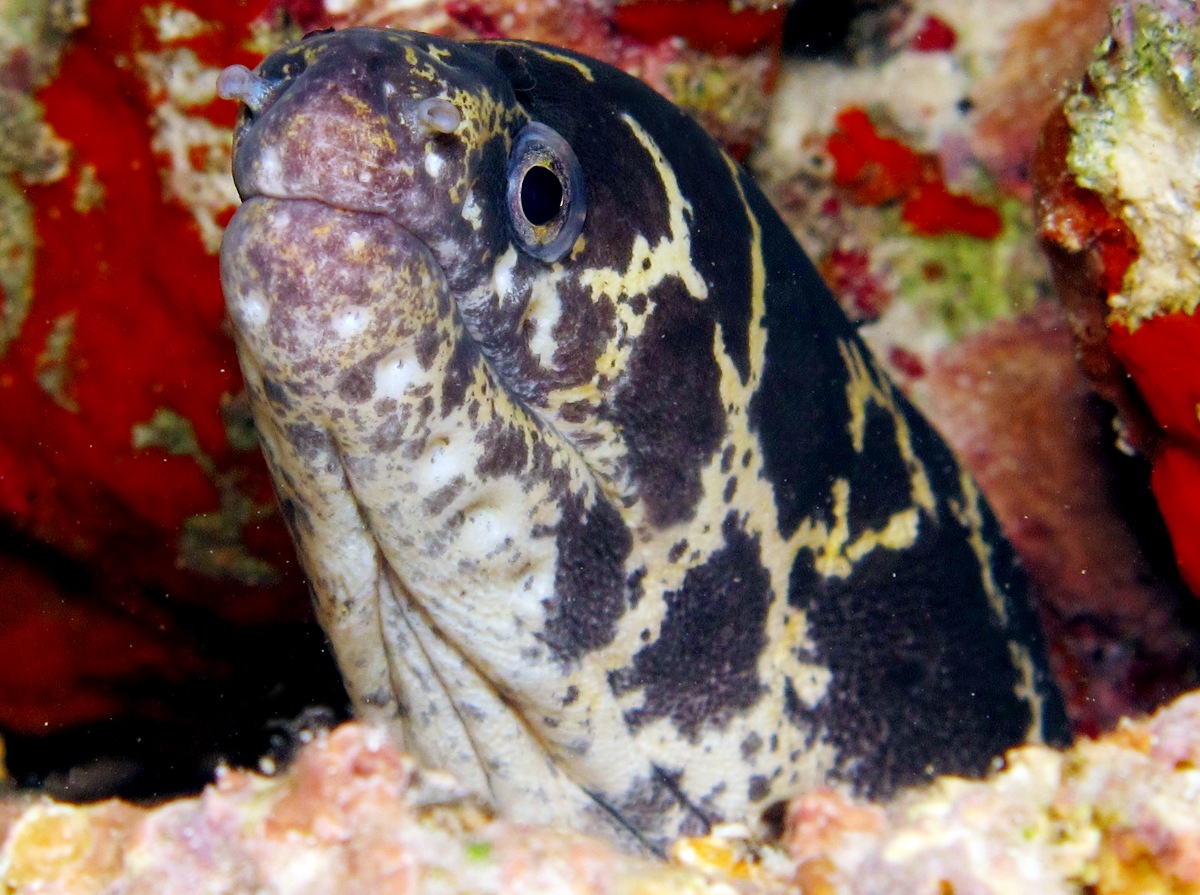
[217,64,271,113]
[416,97,462,135]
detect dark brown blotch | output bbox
[423,476,466,516]
[608,764,709,852]
[441,335,480,413]
[740,732,762,759]
[559,400,591,424]
[627,567,646,607]
[548,278,617,389]
[278,494,313,539]
[475,419,529,478]
[720,444,735,474]
[286,420,332,461]
[262,376,292,409]
[337,355,376,404]
[368,412,409,453]
[415,322,441,369]
[606,281,726,528]
[782,511,1058,798]
[614,513,772,740]
[539,492,634,663]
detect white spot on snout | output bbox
[457,501,516,558]
[376,349,420,395]
[423,436,469,489]
[333,309,368,338]
[492,246,518,303]
[383,82,396,97]
[526,279,564,368]
[425,152,445,178]
[461,190,482,230]
[257,146,285,194]
[235,289,270,328]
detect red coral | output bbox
[445,1,507,39]
[613,0,787,54]
[1035,131,1139,297]
[1108,314,1200,594]
[0,0,309,737]
[0,551,220,734]
[902,181,1002,239]
[886,345,926,379]
[1033,106,1200,600]
[827,107,927,205]
[19,0,293,598]
[818,247,892,320]
[271,0,333,33]
[826,107,1002,238]
[1108,314,1200,451]
[1033,107,1153,452]
[909,15,957,52]
[27,46,228,528]
[1152,443,1200,597]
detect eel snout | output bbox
[219,29,513,294]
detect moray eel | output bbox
[217,28,1070,854]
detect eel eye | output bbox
[505,122,585,262]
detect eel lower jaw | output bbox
[220,189,458,611]
[220,193,451,372]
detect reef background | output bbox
[1,0,1199,807]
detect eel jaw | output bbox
[220,195,447,386]
[221,193,622,840]
[219,192,475,762]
